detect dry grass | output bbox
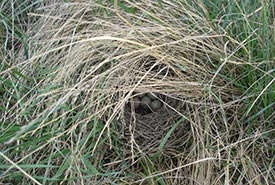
[1,0,274,184]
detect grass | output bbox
[1,0,275,184]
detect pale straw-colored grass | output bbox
[1,1,274,184]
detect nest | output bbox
[18,1,248,183]
[26,1,240,156]
[121,92,192,154]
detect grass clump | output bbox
[1,0,274,184]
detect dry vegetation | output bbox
[1,0,275,184]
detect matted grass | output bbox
[1,0,274,184]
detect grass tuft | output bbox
[1,0,274,184]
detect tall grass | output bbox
[1,0,274,184]
[210,0,275,123]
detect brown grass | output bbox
[1,0,274,184]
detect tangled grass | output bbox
[1,0,275,184]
